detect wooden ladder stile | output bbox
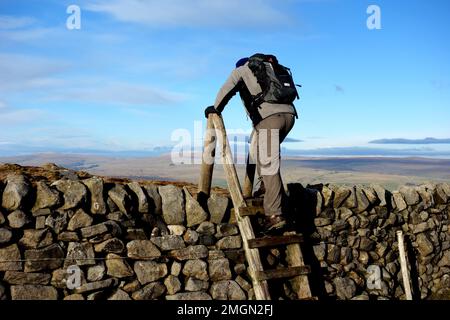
[199,113,313,300]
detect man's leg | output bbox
[256,113,295,218]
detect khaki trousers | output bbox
[249,113,295,216]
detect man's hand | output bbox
[204,106,220,119]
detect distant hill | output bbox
[1,153,450,190]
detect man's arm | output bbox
[214,67,244,113]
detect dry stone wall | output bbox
[283,182,450,300]
[0,166,250,300]
[0,164,449,300]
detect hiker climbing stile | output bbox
[205,54,300,232]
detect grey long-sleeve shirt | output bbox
[213,63,297,124]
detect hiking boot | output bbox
[264,215,287,232]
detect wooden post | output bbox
[198,115,216,199]
[243,153,256,199]
[397,230,413,300]
[210,113,271,300]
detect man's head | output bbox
[235,57,249,68]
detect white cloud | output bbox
[0,107,45,125]
[86,0,292,28]
[0,15,35,29]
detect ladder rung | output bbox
[255,266,311,281]
[239,206,264,217]
[248,234,304,249]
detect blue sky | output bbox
[0,0,449,157]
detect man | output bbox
[205,54,298,231]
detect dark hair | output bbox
[235,57,249,68]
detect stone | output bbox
[75,278,118,294]
[169,245,209,261]
[166,292,212,300]
[436,183,450,203]
[11,285,58,300]
[82,177,107,215]
[314,218,332,227]
[313,243,327,261]
[0,244,22,271]
[3,271,51,285]
[400,186,420,206]
[362,187,379,205]
[64,294,85,300]
[127,240,161,259]
[67,209,93,231]
[185,278,209,292]
[0,228,12,244]
[151,235,185,251]
[108,184,131,214]
[171,261,182,276]
[58,232,79,242]
[106,253,134,278]
[343,187,357,209]
[337,207,353,221]
[209,258,232,281]
[167,225,186,236]
[65,242,95,267]
[134,261,168,285]
[210,280,246,300]
[24,244,64,272]
[159,185,185,225]
[196,221,215,235]
[2,174,31,211]
[32,181,60,211]
[0,211,5,225]
[209,250,226,260]
[108,289,131,300]
[216,236,242,250]
[370,184,387,206]
[412,222,430,234]
[359,237,375,251]
[45,212,68,234]
[126,228,148,240]
[208,194,229,224]
[438,251,450,267]
[143,184,162,215]
[52,179,87,210]
[235,276,252,292]
[35,216,46,229]
[122,280,141,293]
[94,238,125,254]
[183,229,199,245]
[321,185,334,207]
[184,187,208,227]
[326,245,341,264]
[333,186,351,208]
[19,229,53,249]
[165,275,182,295]
[87,263,106,282]
[127,182,149,213]
[392,192,407,212]
[334,277,356,300]
[416,233,434,257]
[355,186,370,213]
[7,210,29,229]
[183,259,208,281]
[216,223,239,238]
[199,235,215,246]
[80,222,113,238]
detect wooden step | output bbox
[246,198,264,207]
[255,266,311,281]
[248,234,304,249]
[239,206,264,217]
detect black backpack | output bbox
[247,53,300,106]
